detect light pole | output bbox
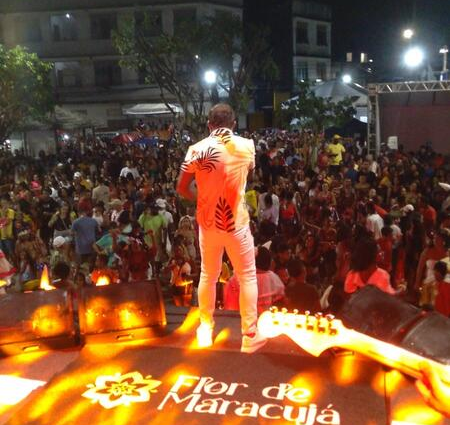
[439,45,449,81]
[203,70,219,105]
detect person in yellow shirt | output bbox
[327,134,346,175]
[0,196,15,261]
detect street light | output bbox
[403,28,414,39]
[439,45,448,81]
[204,70,219,104]
[404,47,424,68]
[204,70,217,85]
[342,74,352,84]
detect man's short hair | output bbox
[208,103,235,129]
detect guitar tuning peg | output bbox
[315,312,326,333]
[293,309,299,315]
[281,308,288,314]
[269,306,278,314]
[325,314,337,335]
[304,310,314,330]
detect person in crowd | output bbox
[50,236,70,269]
[224,246,285,314]
[175,215,198,261]
[345,237,396,295]
[138,203,166,274]
[415,229,449,306]
[433,261,450,317]
[71,208,98,270]
[0,195,16,262]
[284,259,320,312]
[90,254,119,285]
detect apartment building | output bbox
[0,0,243,131]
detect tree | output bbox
[281,82,356,134]
[113,12,277,139]
[0,45,54,144]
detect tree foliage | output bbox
[113,12,277,139]
[0,45,54,143]
[281,82,356,134]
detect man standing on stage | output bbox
[176,104,265,353]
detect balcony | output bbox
[292,1,331,21]
[20,39,117,59]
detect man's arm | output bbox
[176,170,196,202]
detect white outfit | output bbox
[258,193,279,226]
[366,213,384,240]
[181,127,258,334]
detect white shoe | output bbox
[196,323,213,348]
[241,331,267,353]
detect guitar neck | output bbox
[343,329,450,385]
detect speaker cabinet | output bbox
[78,280,166,343]
[339,285,424,343]
[340,286,450,365]
[0,289,77,356]
[400,312,450,365]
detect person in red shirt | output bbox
[377,226,393,274]
[420,197,437,233]
[434,261,450,317]
[345,237,396,295]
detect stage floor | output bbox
[0,307,448,425]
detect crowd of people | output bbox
[0,123,449,414]
[0,129,448,320]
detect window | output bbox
[173,8,196,36]
[134,10,162,38]
[316,62,327,81]
[55,62,82,87]
[296,61,309,82]
[94,61,122,86]
[51,14,78,41]
[296,21,308,44]
[16,17,42,42]
[316,24,328,46]
[91,13,117,40]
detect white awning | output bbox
[122,103,183,116]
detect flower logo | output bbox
[82,371,161,409]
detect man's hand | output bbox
[415,361,450,417]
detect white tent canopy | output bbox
[122,103,183,116]
[284,80,368,108]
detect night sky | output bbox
[328,0,450,76]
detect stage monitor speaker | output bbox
[78,280,167,344]
[0,289,78,356]
[400,312,450,365]
[338,285,425,343]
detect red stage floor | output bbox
[0,307,448,425]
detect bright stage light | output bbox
[342,74,352,84]
[204,70,217,85]
[404,47,424,68]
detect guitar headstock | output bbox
[258,307,348,356]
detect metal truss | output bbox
[369,80,450,94]
[367,80,450,155]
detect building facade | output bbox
[292,0,332,86]
[0,0,243,131]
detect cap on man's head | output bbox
[333,134,342,140]
[155,198,166,209]
[53,236,66,248]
